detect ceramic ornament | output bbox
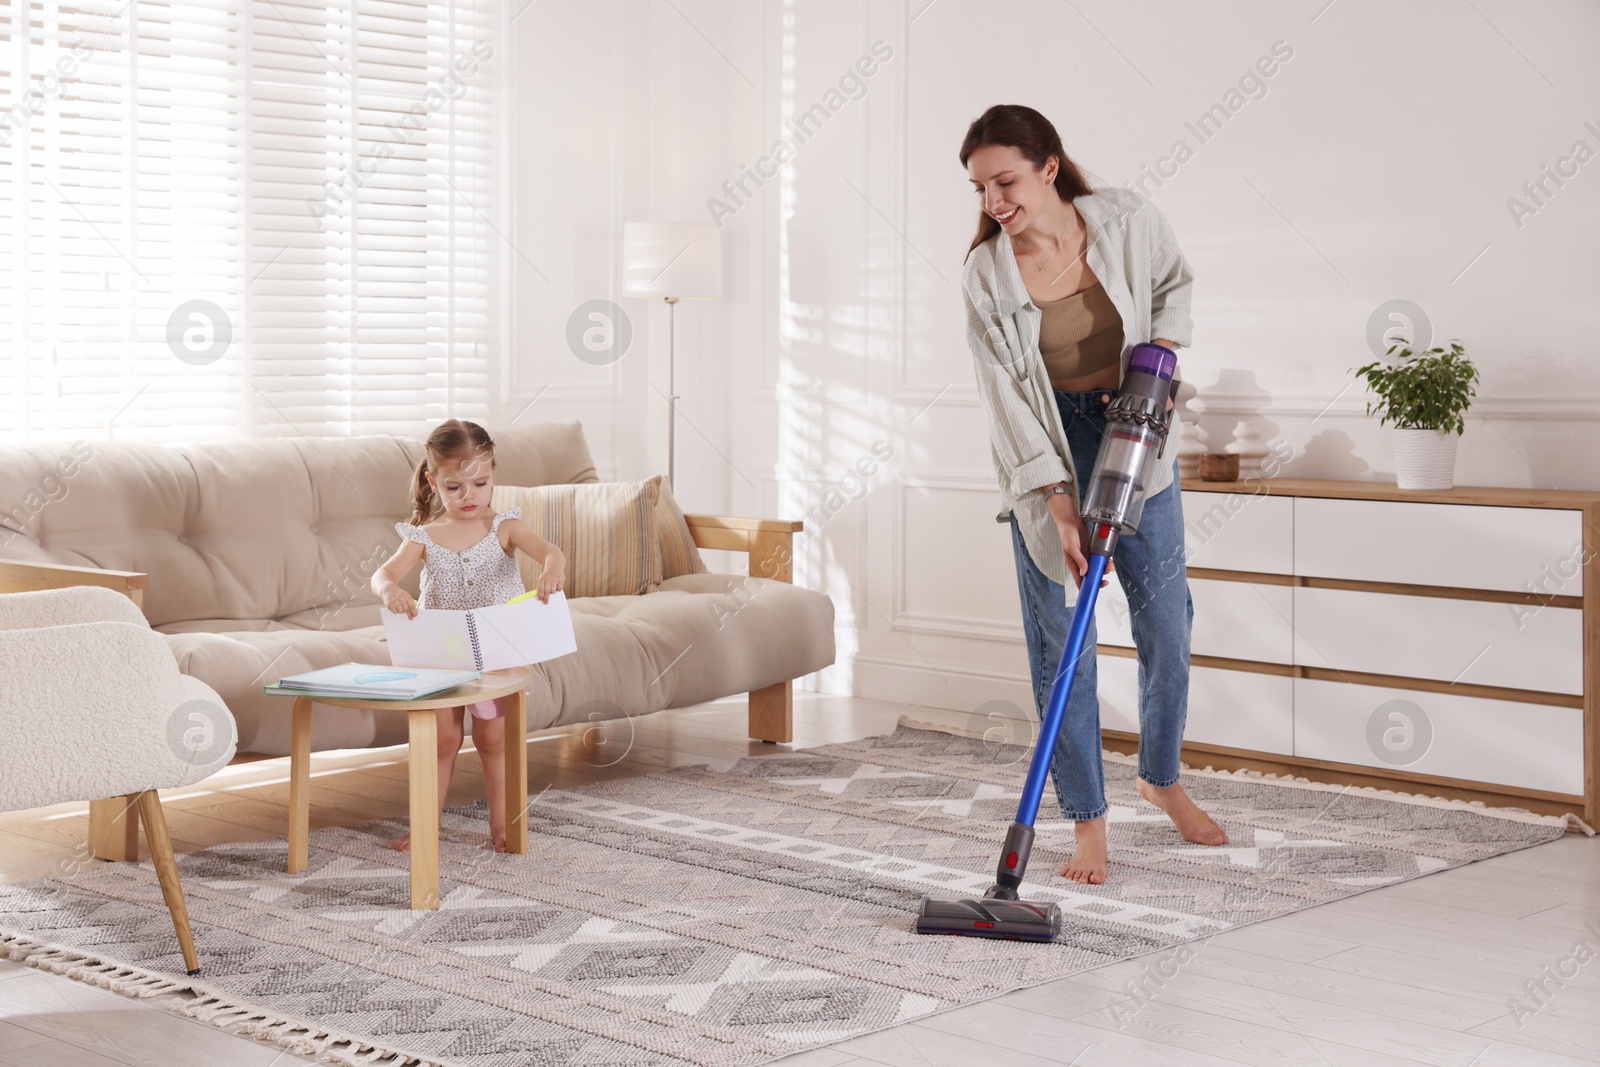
[1177,419,1207,479]
[1224,420,1270,477]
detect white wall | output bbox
[507,0,1600,718]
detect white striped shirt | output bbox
[962,186,1195,595]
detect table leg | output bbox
[287,697,312,874]
[408,708,440,909]
[504,686,528,855]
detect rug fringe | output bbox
[894,713,1594,835]
[0,928,451,1067]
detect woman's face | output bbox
[966,143,1058,236]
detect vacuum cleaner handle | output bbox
[1013,551,1108,829]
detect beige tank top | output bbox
[1037,281,1123,388]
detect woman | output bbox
[960,104,1226,885]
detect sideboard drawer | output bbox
[1181,491,1293,574]
[1292,678,1583,794]
[1096,577,1294,665]
[1100,655,1293,756]
[1294,498,1582,592]
[1293,587,1583,695]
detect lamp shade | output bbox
[622,222,721,299]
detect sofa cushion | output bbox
[491,479,664,598]
[0,422,598,629]
[542,574,834,724]
[158,572,835,756]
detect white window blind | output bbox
[0,0,497,444]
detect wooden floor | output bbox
[0,693,1596,1067]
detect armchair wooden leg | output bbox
[749,679,793,743]
[89,794,140,862]
[135,790,200,976]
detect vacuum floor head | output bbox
[914,895,1062,942]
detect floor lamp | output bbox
[621,222,722,490]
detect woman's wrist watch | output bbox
[1043,482,1072,498]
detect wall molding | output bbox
[851,650,1037,717]
[502,0,627,410]
[890,472,1022,641]
[891,610,1023,643]
[1192,392,1600,421]
[891,386,980,408]
[755,464,870,630]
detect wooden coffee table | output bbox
[275,667,533,909]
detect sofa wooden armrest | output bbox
[0,560,149,609]
[683,514,804,742]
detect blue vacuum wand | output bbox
[916,343,1180,941]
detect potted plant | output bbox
[1353,338,1479,490]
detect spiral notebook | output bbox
[266,664,483,700]
[381,592,578,672]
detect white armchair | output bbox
[0,586,238,975]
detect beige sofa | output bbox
[0,422,836,856]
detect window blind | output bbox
[0,0,496,444]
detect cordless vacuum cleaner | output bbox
[915,342,1180,942]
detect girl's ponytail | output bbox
[409,458,436,526]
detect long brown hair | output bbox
[959,104,1093,254]
[410,419,496,526]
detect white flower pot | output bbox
[1391,428,1459,490]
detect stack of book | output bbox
[265,663,482,700]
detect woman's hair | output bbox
[410,419,496,526]
[959,104,1093,254]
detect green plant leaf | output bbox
[1350,335,1476,432]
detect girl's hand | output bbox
[383,588,417,619]
[535,568,565,604]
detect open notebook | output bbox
[381,592,578,673]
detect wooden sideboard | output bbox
[1092,478,1599,826]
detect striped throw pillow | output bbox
[654,476,708,579]
[491,480,662,597]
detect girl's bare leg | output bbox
[393,706,466,852]
[473,704,509,851]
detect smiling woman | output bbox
[958,104,1227,888]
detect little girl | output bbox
[371,419,566,852]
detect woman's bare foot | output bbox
[392,835,411,853]
[1136,779,1228,845]
[1055,817,1108,884]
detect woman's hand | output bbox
[535,566,565,604]
[1046,490,1112,590]
[382,587,417,619]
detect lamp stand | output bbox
[665,296,679,490]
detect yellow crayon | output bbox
[506,590,541,605]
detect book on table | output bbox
[381,590,578,672]
[266,663,484,700]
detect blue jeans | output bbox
[1008,389,1194,820]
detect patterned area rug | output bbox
[0,720,1574,1067]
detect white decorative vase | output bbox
[1177,394,1207,479]
[1391,428,1458,490]
[1224,420,1270,478]
[1176,419,1207,479]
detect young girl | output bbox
[371,419,566,853]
